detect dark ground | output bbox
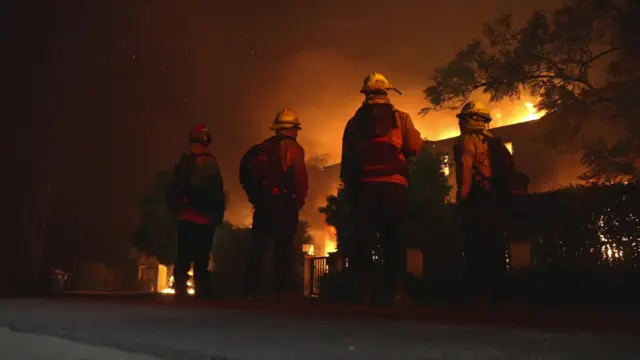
[1,293,639,360]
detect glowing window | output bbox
[441,155,450,176]
[302,244,314,256]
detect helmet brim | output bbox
[271,124,301,131]
[457,113,492,122]
[360,87,402,95]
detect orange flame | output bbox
[419,100,547,141]
[325,226,338,254]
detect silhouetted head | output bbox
[188,123,212,151]
[271,108,301,139]
[359,72,402,96]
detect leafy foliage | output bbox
[131,171,176,265]
[210,221,252,295]
[406,148,457,273]
[318,185,352,253]
[519,182,640,268]
[211,220,313,296]
[422,0,640,183]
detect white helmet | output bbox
[360,72,402,95]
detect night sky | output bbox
[5,0,561,270]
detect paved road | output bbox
[0,298,638,360]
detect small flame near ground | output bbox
[160,269,196,296]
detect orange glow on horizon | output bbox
[417,100,547,141]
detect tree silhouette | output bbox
[318,185,351,253]
[421,0,639,183]
[131,170,177,265]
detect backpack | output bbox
[166,152,220,213]
[347,103,409,180]
[479,133,530,200]
[239,136,287,205]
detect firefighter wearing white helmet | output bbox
[360,72,403,95]
[453,100,523,309]
[340,72,422,305]
[240,107,308,301]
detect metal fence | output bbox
[304,256,328,297]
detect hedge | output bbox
[319,182,640,305]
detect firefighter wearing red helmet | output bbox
[166,123,226,300]
[188,123,213,145]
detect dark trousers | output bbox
[349,181,409,300]
[174,221,215,298]
[245,199,299,297]
[458,197,506,303]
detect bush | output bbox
[70,262,119,291]
[317,272,357,302]
[211,223,252,297]
[319,182,640,306]
[518,182,640,269]
[211,221,312,298]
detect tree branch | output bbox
[588,47,624,64]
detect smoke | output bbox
[7,0,580,273]
[223,49,549,229]
[240,48,461,164]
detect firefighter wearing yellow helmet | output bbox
[453,100,527,309]
[340,72,422,305]
[454,100,494,202]
[240,107,308,301]
[360,72,403,95]
[457,101,492,122]
[270,108,302,131]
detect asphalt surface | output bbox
[0,297,638,360]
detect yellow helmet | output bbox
[456,101,492,122]
[271,108,301,131]
[360,72,402,95]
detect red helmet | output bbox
[188,124,212,145]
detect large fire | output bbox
[308,225,338,257]
[325,226,338,254]
[421,101,547,141]
[232,93,548,258]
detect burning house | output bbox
[430,111,587,202]
[318,101,590,204]
[306,101,594,283]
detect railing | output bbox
[304,256,328,297]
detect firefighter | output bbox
[240,108,308,301]
[166,124,226,300]
[340,72,423,305]
[453,101,507,308]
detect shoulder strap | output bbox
[394,110,407,156]
[394,109,404,140]
[261,135,287,172]
[184,152,214,183]
[461,132,489,178]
